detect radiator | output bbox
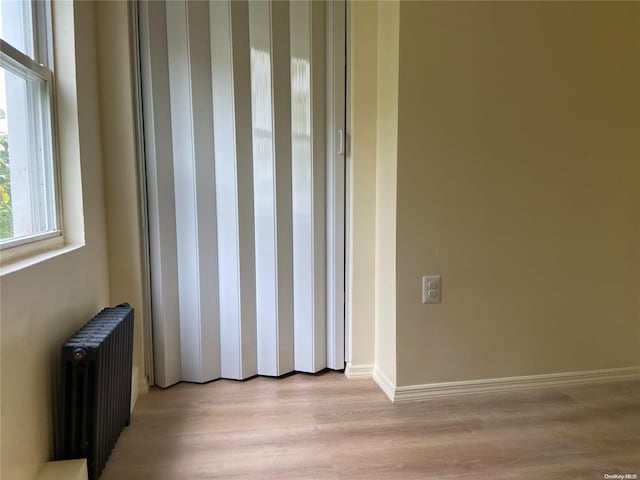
[56,304,134,480]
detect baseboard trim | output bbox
[131,366,149,414]
[139,376,149,395]
[38,460,87,480]
[131,366,139,413]
[373,367,395,402]
[392,366,640,404]
[344,363,374,379]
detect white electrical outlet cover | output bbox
[422,275,441,304]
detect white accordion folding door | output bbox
[140,0,346,387]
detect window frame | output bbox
[0,0,62,251]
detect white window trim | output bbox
[0,0,63,254]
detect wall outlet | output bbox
[422,275,441,304]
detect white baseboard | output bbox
[139,375,149,395]
[344,363,374,379]
[131,366,150,413]
[373,367,395,402]
[131,366,139,413]
[38,460,87,480]
[390,366,640,404]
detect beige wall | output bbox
[95,1,147,391]
[347,1,377,368]
[350,1,640,388]
[373,1,399,385]
[0,2,111,479]
[394,2,640,386]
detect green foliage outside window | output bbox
[0,107,12,239]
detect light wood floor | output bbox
[101,371,640,479]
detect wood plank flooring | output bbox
[100,371,640,479]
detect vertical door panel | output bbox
[138,0,182,388]
[290,0,327,373]
[311,0,328,372]
[249,0,295,377]
[326,0,346,370]
[210,0,258,380]
[166,0,220,383]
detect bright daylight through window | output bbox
[0,0,59,250]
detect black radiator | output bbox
[56,304,134,480]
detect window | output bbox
[0,0,59,249]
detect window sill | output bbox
[0,236,84,276]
